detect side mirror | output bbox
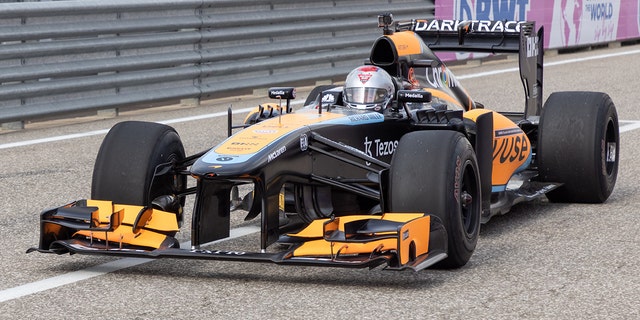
[268,87,296,100]
[397,90,433,120]
[268,87,296,113]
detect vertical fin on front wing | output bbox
[191,181,231,249]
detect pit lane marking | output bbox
[0,225,260,303]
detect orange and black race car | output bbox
[29,14,619,271]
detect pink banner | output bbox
[435,0,640,50]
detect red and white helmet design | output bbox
[343,66,395,111]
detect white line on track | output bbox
[0,107,254,150]
[3,47,640,303]
[0,129,109,150]
[457,48,640,80]
[0,225,260,303]
[619,120,640,133]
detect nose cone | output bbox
[190,110,353,177]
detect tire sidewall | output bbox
[594,101,619,199]
[440,139,481,265]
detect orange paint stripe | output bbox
[215,111,345,155]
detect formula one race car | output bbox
[29,15,619,271]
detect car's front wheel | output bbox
[91,121,187,218]
[388,130,481,269]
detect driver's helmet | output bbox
[343,66,395,111]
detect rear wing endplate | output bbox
[397,19,544,119]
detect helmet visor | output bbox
[345,87,388,105]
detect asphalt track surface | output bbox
[1,44,639,319]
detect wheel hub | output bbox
[461,191,473,209]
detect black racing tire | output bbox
[303,85,338,107]
[538,91,619,203]
[389,130,481,269]
[91,121,186,213]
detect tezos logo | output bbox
[363,136,398,165]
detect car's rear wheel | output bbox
[538,91,619,203]
[388,130,481,269]
[91,121,187,217]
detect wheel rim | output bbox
[460,160,480,236]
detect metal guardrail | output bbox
[0,0,435,126]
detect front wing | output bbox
[28,200,448,271]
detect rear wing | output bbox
[396,18,544,119]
